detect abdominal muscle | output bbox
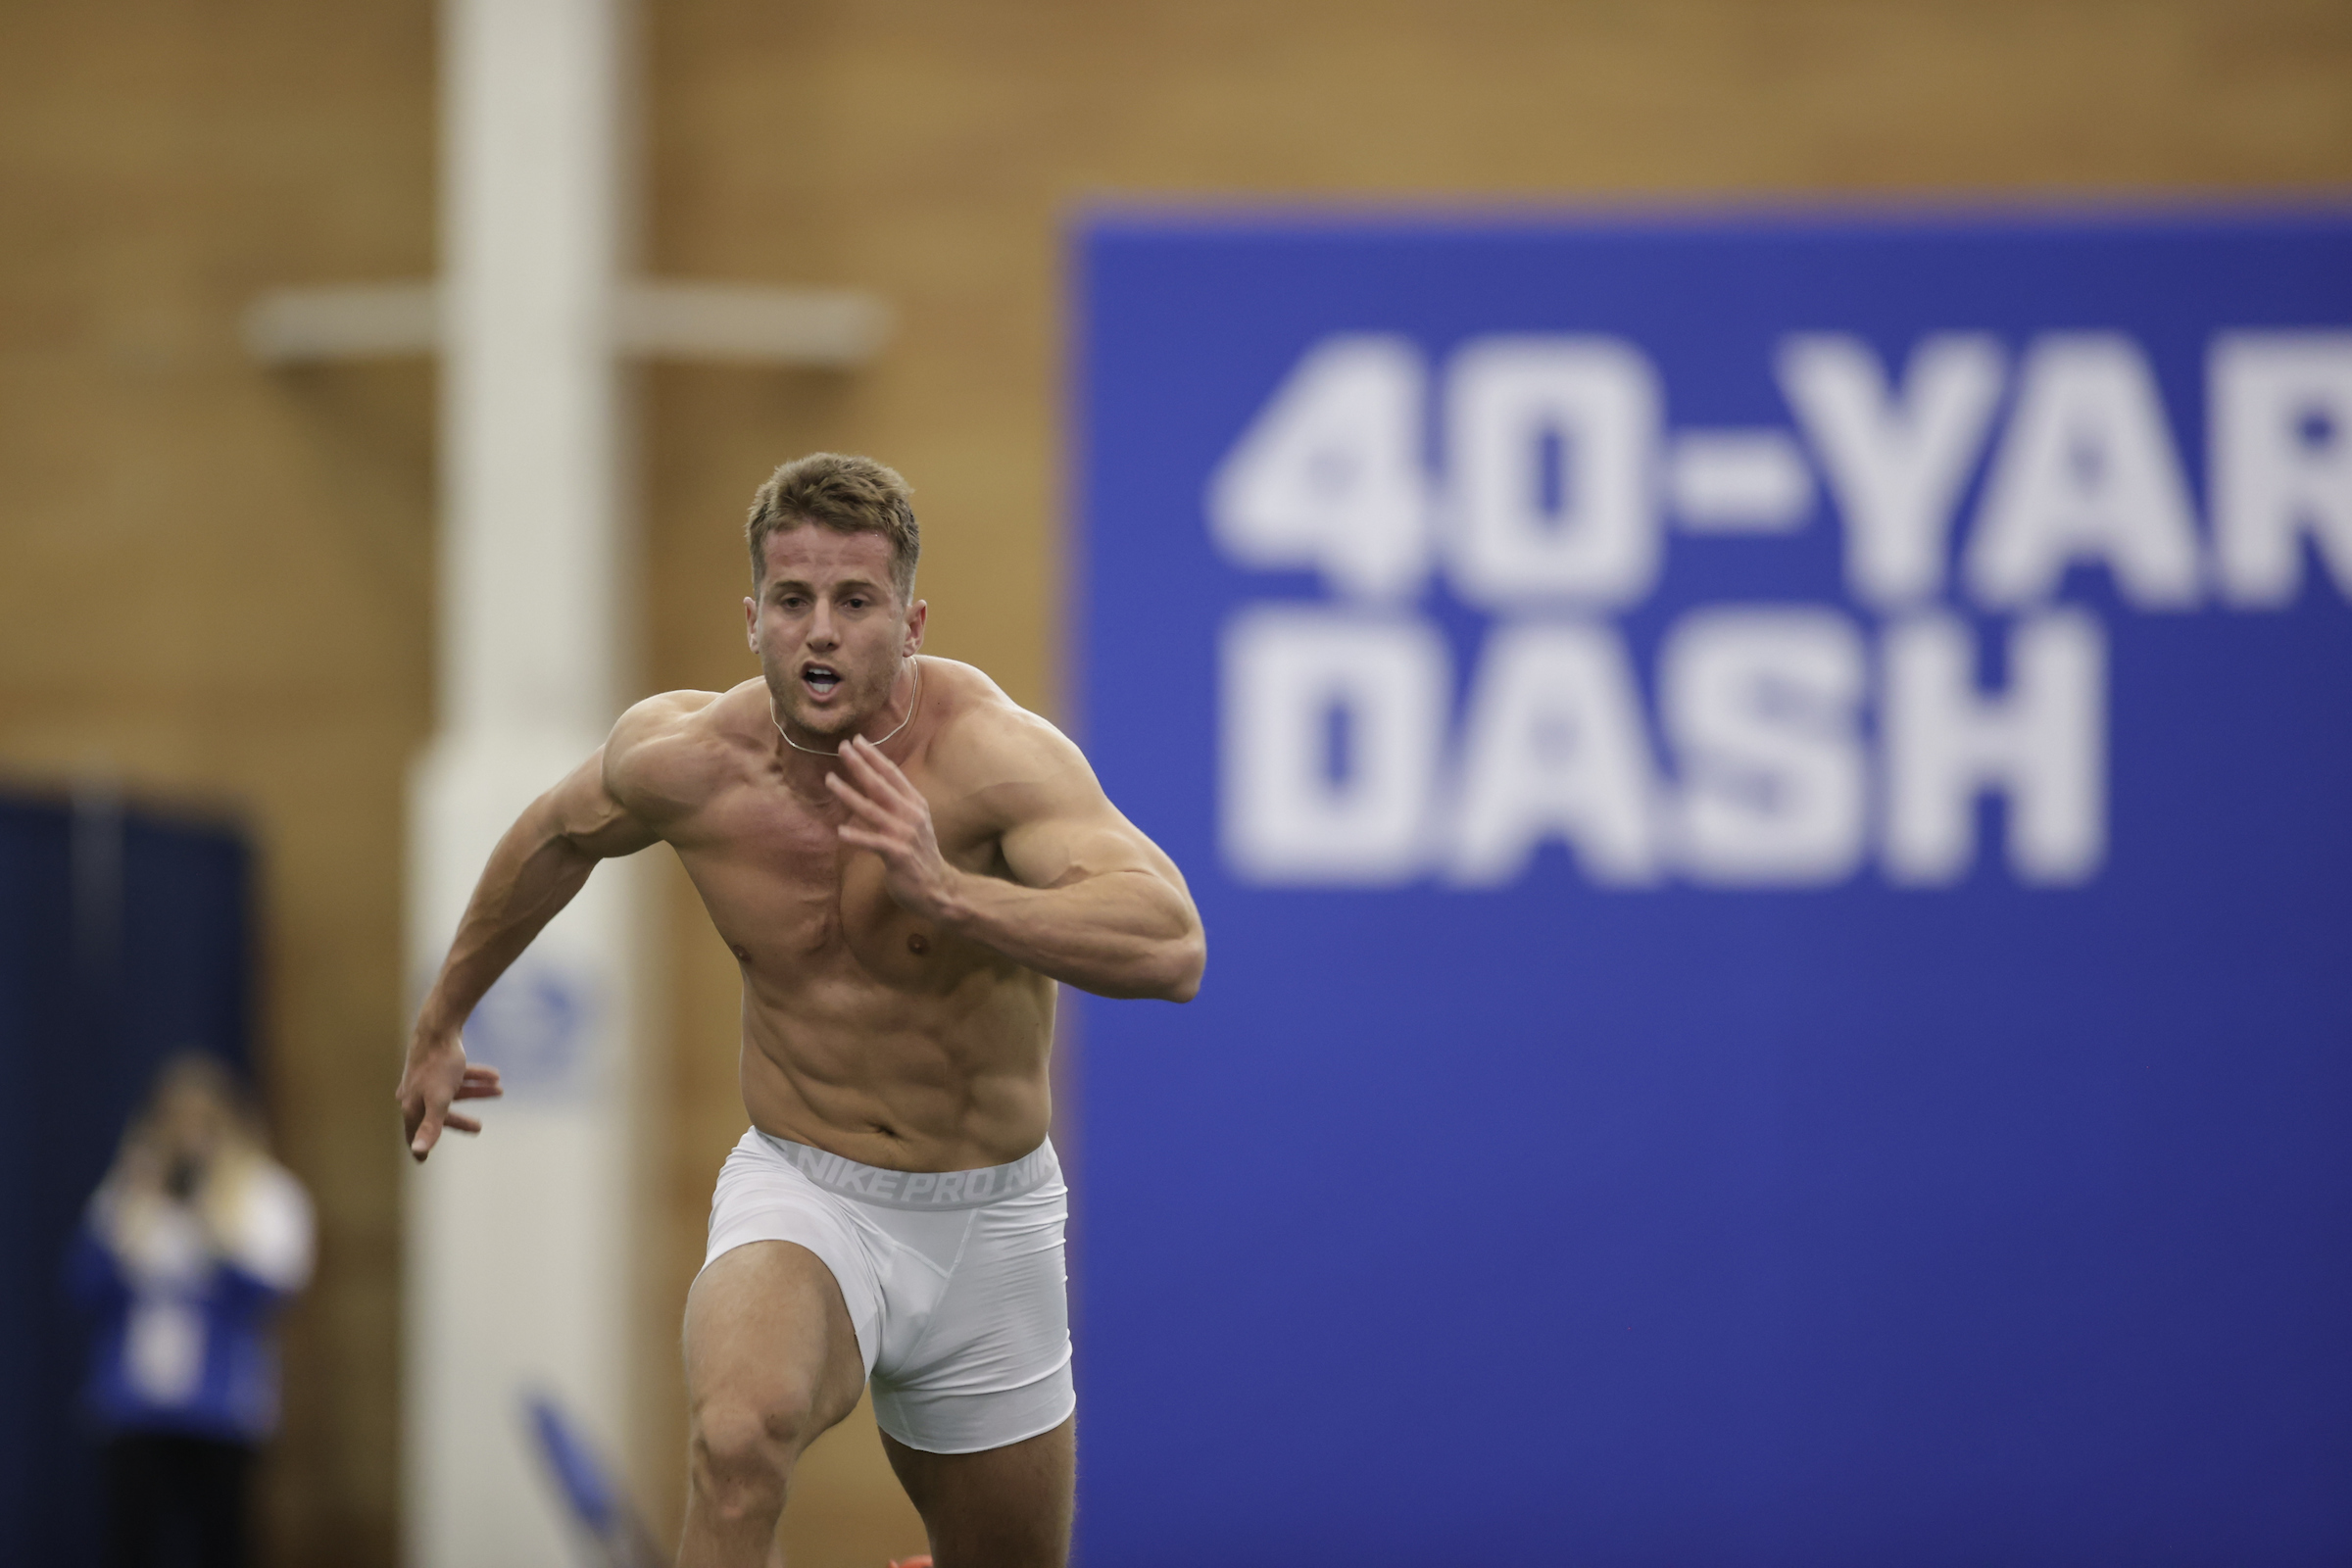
[732,956,1058,1174]
[658,708,1058,1173]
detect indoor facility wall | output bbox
[2,1,2349,1565]
[638,1,2351,1546]
[0,4,434,1565]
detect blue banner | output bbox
[1072,209,2352,1566]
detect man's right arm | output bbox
[397,704,681,1160]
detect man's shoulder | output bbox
[917,659,1094,800]
[606,682,766,814]
[920,659,1072,758]
[610,683,742,753]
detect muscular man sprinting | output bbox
[394,453,1205,1568]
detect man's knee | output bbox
[689,1390,820,1523]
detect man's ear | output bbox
[744,595,759,650]
[903,598,928,655]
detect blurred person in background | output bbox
[66,1052,316,1568]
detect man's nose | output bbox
[806,603,840,647]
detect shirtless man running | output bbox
[393,453,1205,1568]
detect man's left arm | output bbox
[829,724,1204,1001]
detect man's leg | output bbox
[879,1416,1075,1568]
[679,1240,868,1568]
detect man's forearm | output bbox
[414,806,600,1037]
[932,868,1204,1001]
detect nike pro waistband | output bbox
[757,1130,1060,1210]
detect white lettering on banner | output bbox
[1882,612,2107,885]
[1669,429,1815,533]
[1778,334,2007,609]
[2213,332,2352,607]
[1662,609,1868,885]
[1450,622,1660,887]
[1221,608,1448,885]
[1200,323,2347,891]
[1966,335,2204,611]
[1207,335,1430,600]
[1446,337,1662,608]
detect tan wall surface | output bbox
[639,0,2351,1554]
[4,1,2349,1564]
[0,4,434,1565]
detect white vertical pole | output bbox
[406,2,645,1564]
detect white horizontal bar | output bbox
[614,280,891,366]
[244,281,440,362]
[244,279,891,367]
[1670,428,1815,532]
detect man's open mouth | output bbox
[801,663,843,696]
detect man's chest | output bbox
[669,772,995,958]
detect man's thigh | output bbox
[880,1416,1074,1568]
[684,1240,867,1454]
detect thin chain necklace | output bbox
[773,661,922,758]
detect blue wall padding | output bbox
[0,795,252,1564]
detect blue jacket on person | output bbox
[65,1161,315,1446]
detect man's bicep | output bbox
[546,746,660,858]
[998,802,1159,890]
[993,749,1183,893]
[559,692,713,858]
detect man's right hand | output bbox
[397,1034,505,1163]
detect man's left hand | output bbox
[830,736,960,922]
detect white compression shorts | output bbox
[702,1126,1075,1454]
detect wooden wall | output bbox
[2,1,2348,1563]
[0,4,434,1564]
[636,0,2352,1550]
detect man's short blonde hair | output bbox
[745,453,920,602]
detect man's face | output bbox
[744,525,925,740]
